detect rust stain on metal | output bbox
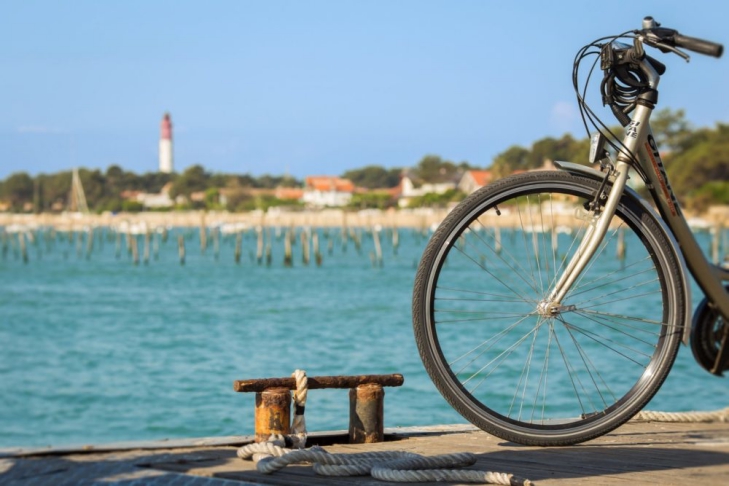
[234,373,404,393]
[254,387,291,443]
[349,384,385,444]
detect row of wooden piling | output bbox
[0,224,414,267]
[3,224,728,266]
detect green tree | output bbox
[171,165,210,198]
[668,123,729,206]
[412,155,471,183]
[1,172,34,210]
[651,108,693,154]
[78,168,106,211]
[348,191,394,209]
[491,146,530,178]
[342,165,401,188]
[491,134,591,178]
[40,171,72,212]
[204,187,222,210]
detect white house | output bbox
[302,176,354,208]
[398,171,458,208]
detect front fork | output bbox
[538,161,631,315]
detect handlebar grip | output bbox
[674,34,723,57]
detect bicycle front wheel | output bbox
[413,171,685,446]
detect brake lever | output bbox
[641,35,691,62]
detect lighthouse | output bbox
[159,112,174,173]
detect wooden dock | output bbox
[2,421,729,485]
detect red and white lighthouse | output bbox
[159,112,174,173]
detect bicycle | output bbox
[412,16,725,446]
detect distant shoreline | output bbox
[1,205,728,231]
[0,208,450,231]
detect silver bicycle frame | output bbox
[550,50,729,345]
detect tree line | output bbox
[1,109,727,212]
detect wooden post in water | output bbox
[341,222,348,253]
[97,227,104,253]
[143,230,151,265]
[284,228,293,267]
[115,231,121,260]
[131,235,139,266]
[213,226,220,261]
[349,384,384,444]
[301,228,310,265]
[76,230,83,259]
[178,234,186,265]
[126,230,132,256]
[200,215,207,254]
[254,387,291,443]
[494,226,502,255]
[86,227,94,260]
[45,229,53,255]
[19,232,28,264]
[153,231,160,261]
[256,227,264,264]
[372,227,382,267]
[235,231,242,264]
[392,227,399,256]
[1,231,8,260]
[313,231,322,266]
[266,228,272,266]
[353,228,362,254]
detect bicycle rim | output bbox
[413,171,683,445]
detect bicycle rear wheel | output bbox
[413,171,685,446]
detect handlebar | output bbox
[674,33,723,57]
[641,16,723,58]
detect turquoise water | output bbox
[1,225,728,449]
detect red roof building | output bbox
[302,176,354,207]
[458,170,494,194]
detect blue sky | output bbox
[1,1,727,179]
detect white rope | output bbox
[238,445,532,485]
[290,369,307,448]
[633,407,729,423]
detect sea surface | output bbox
[1,224,729,449]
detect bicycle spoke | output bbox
[560,318,652,364]
[561,317,616,409]
[436,285,522,301]
[570,277,660,307]
[451,240,537,300]
[461,226,541,295]
[447,314,534,369]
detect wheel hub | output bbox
[537,300,577,317]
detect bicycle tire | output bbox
[413,171,685,446]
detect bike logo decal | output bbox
[645,135,681,217]
[627,120,640,139]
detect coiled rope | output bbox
[633,407,729,423]
[237,369,533,485]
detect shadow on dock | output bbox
[2,422,729,484]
